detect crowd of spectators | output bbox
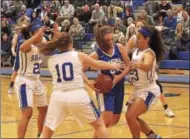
[1,0,190,66]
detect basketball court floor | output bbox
[1,76,189,138]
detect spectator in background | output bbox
[144,0,159,16]
[59,0,75,20]
[12,0,24,15]
[155,14,164,26]
[163,9,177,38]
[77,5,92,23]
[175,23,190,51]
[69,18,85,50]
[50,0,61,14]
[122,7,135,27]
[126,23,136,41]
[1,19,12,37]
[138,9,155,25]
[1,32,12,66]
[114,17,126,34]
[88,3,105,33]
[31,11,42,26]
[59,19,71,32]
[107,4,123,25]
[17,11,31,27]
[164,9,177,29]
[2,0,13,15]
[113,26,126,45]
[159,0,172,11]
[180,11,190,33]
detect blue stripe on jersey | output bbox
[95,93,100,112]
[96,44,123,76]
[90,101,100,118]
[144,92,155,108]
[20,84,28,108]
[22,53,27,75]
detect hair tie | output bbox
[138,28,152,37]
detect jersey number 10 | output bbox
[55,62,74,82]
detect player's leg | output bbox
[156,80,175,117]
[15,83,34,138]
[90,117,109,138]
[8,56,19,94]
[8,71,17,94]
[34,80,48,137]
[37,106,48,137]
[125,97,147,138]
[111,82,125,126]
[96,93,115,127]
[39,91,68,138]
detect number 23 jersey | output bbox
[129,48,157,88]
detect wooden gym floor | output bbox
[1,76,189,138]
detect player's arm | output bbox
[125,36,136,54]
[113,44,131,84]
[20,27,45,53]
[83,51,99,71]
[130,51,155,72]
[79,52,122,71]
[11,33,18,56]
[82,73,100,92]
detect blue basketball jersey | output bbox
[96,44,124,77]
[13,33,24,71]
[95,44,125,114]
[16,34,24,54]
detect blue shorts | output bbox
[13,55,19,72]
[96,80,124,114]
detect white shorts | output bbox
[14,75,47,108]
[45,88,100,131]
[128,84,161,109]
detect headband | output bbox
[138,28,152,37]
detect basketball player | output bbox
[38,32,123,138]
[8,24,27,94]
[89,25,131,129]
[126,26,164,138]
[126,21,174,117]
[14,24,48,138]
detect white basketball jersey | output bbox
[129,48,157,88]
[18,45,43,78]
[48,51,84,90]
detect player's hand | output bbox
[12,51,16,57]
[129,61,140,70]
[112,74,121,85]
[89,82,101,92]
[112,63,125,71]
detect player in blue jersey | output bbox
[8,24,27,94]
[89,25,130,131]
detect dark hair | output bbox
[93,25,113,53]
[20,23,38,40]
[139,26,165,63]
[38,32,73,55]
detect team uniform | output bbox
[128,48,161,108]
[13,33,24,71]
[45,51,100,131]
[14,45,47,108]
[96,44,125,114]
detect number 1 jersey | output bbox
[48,51,84,91]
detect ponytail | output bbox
[139,26,165,63]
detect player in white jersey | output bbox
[14,24,48,138]
[126,21,175,117]
[125,26,165,138]
[38,32,123,138]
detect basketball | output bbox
[95,74,113,93]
